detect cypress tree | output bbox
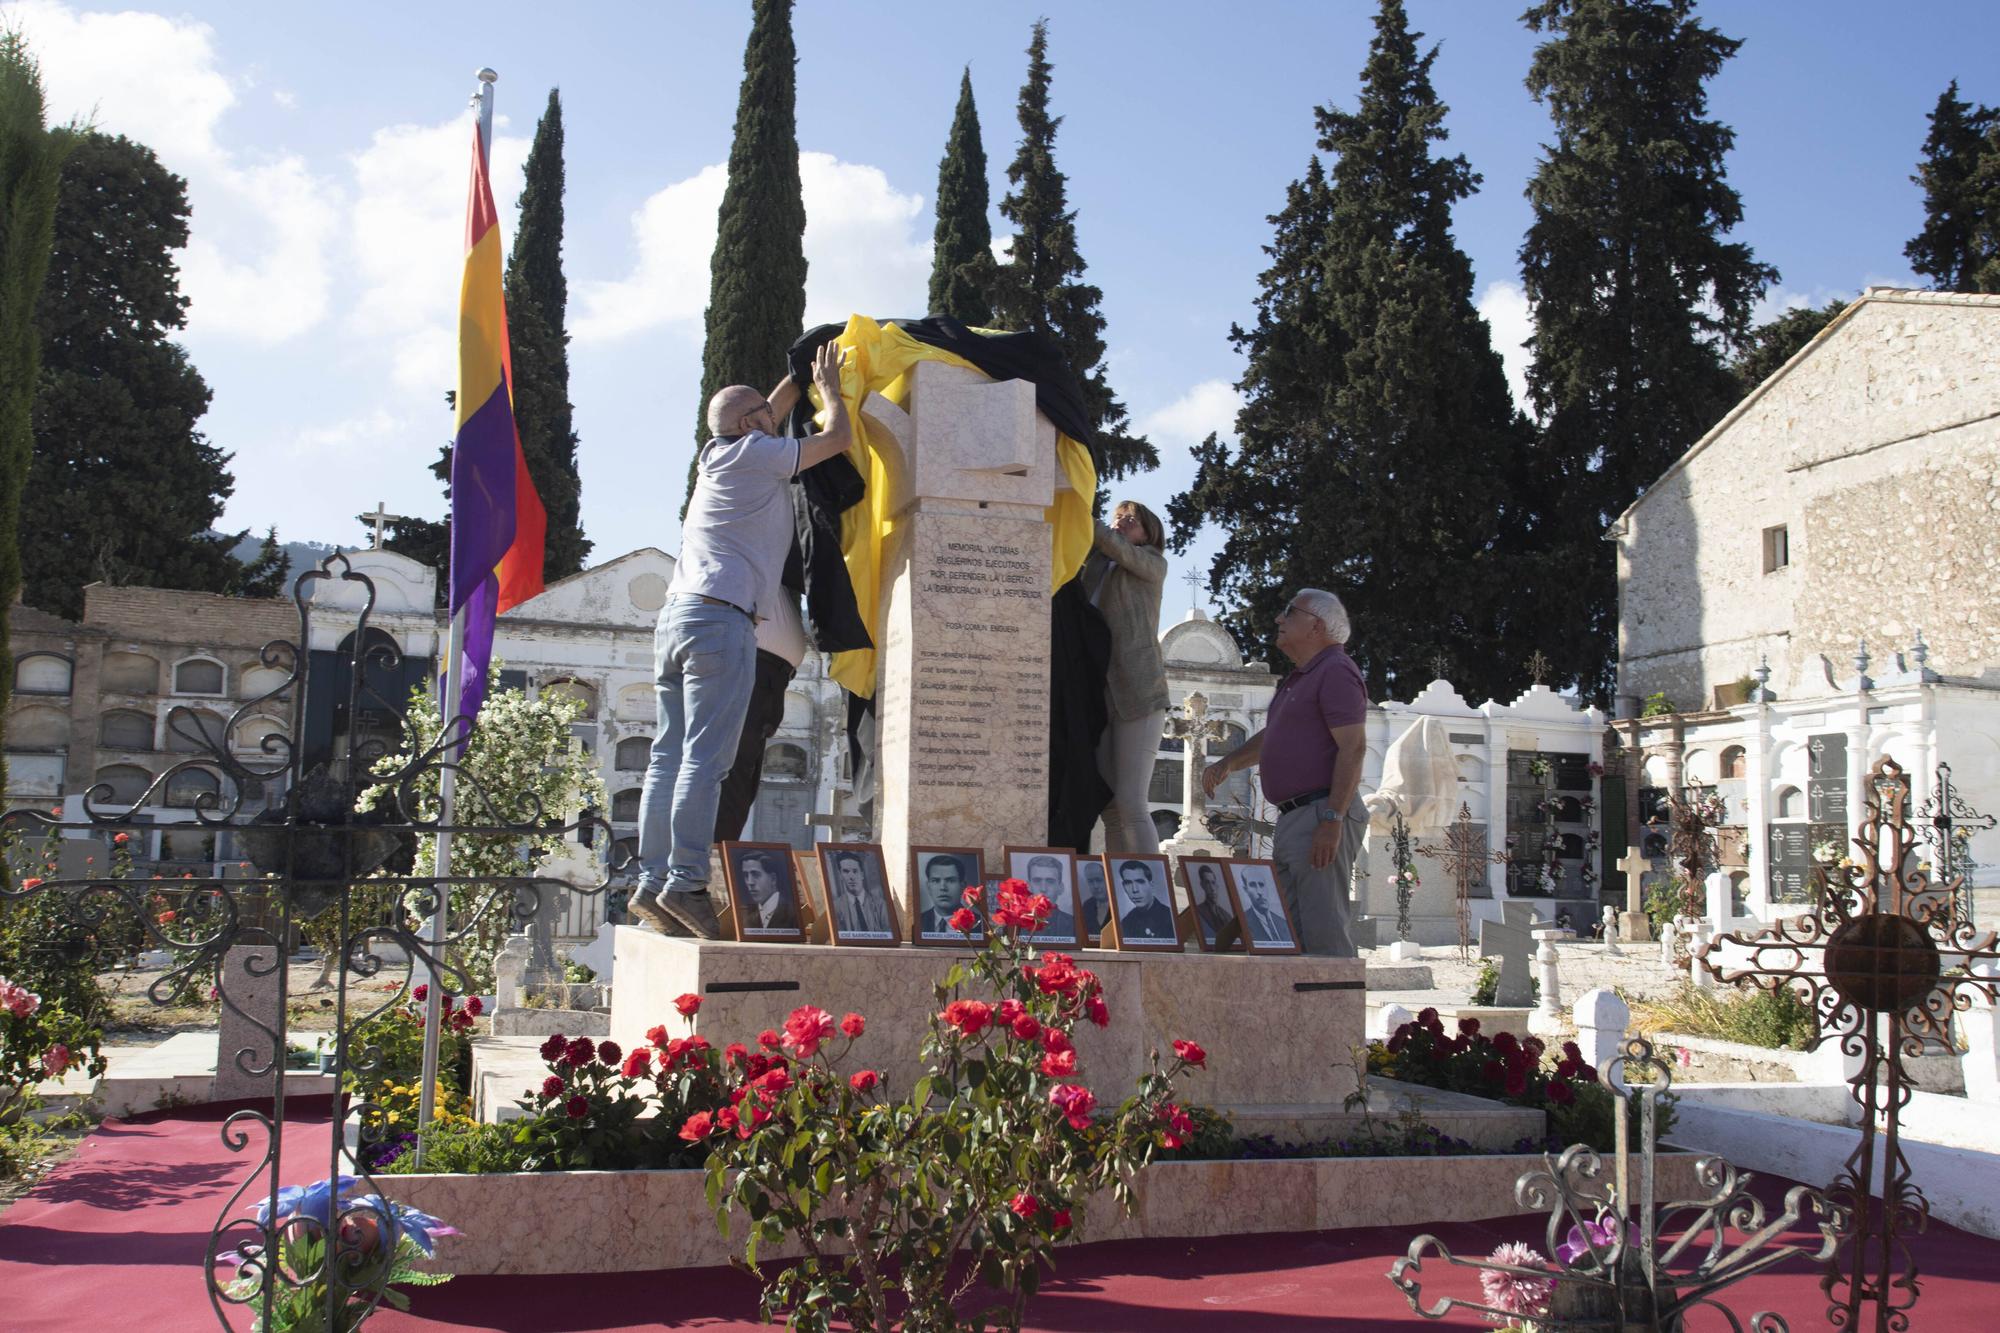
[26,131,261,619]
[993,20,1156,482]
[1515,0,1775,703]
[928,68,995,326]
[0,33,71,785]
[689,0,806,507]
[1168,0,1525,702]
[1906,81,1999,292]
[505,88,589,579]
[231,526,290,597]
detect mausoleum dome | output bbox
[1161,611,1243,669]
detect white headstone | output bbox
[1574,988,1631,1091]
[1479,910,1539,1008]
[1704,869,1731,929]
[1961,959,2000,1104]
[1374,1002,1416,1040]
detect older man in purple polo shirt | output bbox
[1202,588,1369,956]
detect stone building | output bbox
[1612,287,2000,715]
[1609,287,2000,926]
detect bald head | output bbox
[707,385,770,438]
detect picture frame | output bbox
[1002,846,1081,947]
[1225,858,1301,955]
[720,841,808,943]
[1102,854,1181,951]
[815,843,901,947]
[909,846,985,947]
[1074,857,1112,946]
[1179,855,1245,953]
[790,851,831,945]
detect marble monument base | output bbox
[1618,909,1654,943]
[607,927,1365,1110]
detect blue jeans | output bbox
[636,598,757,893]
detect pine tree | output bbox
[689,0,806,507]
[1515,0,1775,703]
[1906,81,1999,292]
[505,88,588,580]
[25,131,266,619]
[928,68,995,325]
[993,20,1155,483]
[1,33,71,784]
[231,526,290,598]
[1729,299,1848,395]
[1167,0,1525,701]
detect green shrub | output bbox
[379,1119,530,1175]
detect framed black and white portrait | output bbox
[1075,857,1111,944]
[910,847,984,947]
[1180,855,1244,953]
[815,843,899,947]
[1003,846,1081,947]
[1226,859,1299,955]
[1103,855,1180,951]
[721,842,807,943]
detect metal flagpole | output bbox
[415,67,496,1168]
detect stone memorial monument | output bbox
[860,361,1068,911]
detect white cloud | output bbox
[573,150,929,344]
[1476,279,1533,416]
[1749,283,1855,327]
[290,408,407,458]
[346,113,527,392]
[272,89,297,110]
[1138,379,1242,447]
[11,0,337,343]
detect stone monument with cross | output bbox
[859,361,1070,912]
[1478,901,1543,1008]
[356,501,413,550]
[1615,847,1654,943]
[1160,690,1232,852]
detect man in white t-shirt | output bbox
[631,343,850,939]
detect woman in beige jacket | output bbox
[1085,500,1171,853]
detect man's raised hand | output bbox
[812,342,846,400]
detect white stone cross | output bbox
[356,502,413,549]
[1164,691,1232,843]
[1479,907,1540,1008]
[1615,848,1652,914]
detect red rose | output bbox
[647,1024,670,1049]
[1048,1083,1096,1130]
[850,1069,880,1093]
[465,996,484,1017]
[540,1074,565,1098]
[1041,1028,1073,1054]
[1159,1102,1196,1150]
[1010,1192,1040,1219]
[1012,1013,1042,1042]
[158,910,177,925]
[412,984,429,1003]
[1575,1063,1599,1084]
[716,1106,739,1134]
[1027,893,1055,923]
[744,1054,774,1080]
[758,1065,794,1096]
[1051,1209,1072,1230]
[450,1011,473,1032]
[962,885,984,909]
[1548,1079,1576,1105]
[565,1095,590,1119]
[724,1042,749,1068]
[539,1034,566,1062]
[113,831,130,844]
[782,1005,836,1058]
[1085,994,1109,1028]
[758,1029,784,1050]
[1040,1048,1077,1077]
[1172,1039,1207,1069]
[996,998,1025,1026]
[941,999,993,1036]
[679,1111,714,1141]
[948,907,979,933]
[1031,953,1082,997]
[840,1012,865,1039]
[621,1048,652,1079]
[675,993,702,1018]
[598,1041,622,1067]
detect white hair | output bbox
[1295,588,1351,644]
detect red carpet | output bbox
[6,1103,1998,1330]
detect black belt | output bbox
[1276,788,1330,815]
[676,592,750,617]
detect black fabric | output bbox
[786,317,1101,474]
[1048,577,1114,854]
[789,454,869,652]
[711,649,798,844]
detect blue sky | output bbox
[9,0,1995,618]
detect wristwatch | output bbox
[1316,803,1342,824]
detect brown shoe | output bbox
[627,889,673,931]
[659,887,723,940]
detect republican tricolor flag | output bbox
[449,122,546,732]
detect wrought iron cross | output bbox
[1910,762,1994,928]
[1416,802,1511,960]
[1386,803,1417,942]
[1181,566,1203,615]
[1428,652,1449,682]
[1696,755,2000,1331]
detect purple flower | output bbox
[1557,1215,1635,1266]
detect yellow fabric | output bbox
[813,314,1097,699]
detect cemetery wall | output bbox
[1618,290,2000,712]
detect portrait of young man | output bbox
[1110,857,1178,947]
[1006,848,1079,945]
[912,849,983,944]
[728,845,803,940]
[818,844,895,944]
